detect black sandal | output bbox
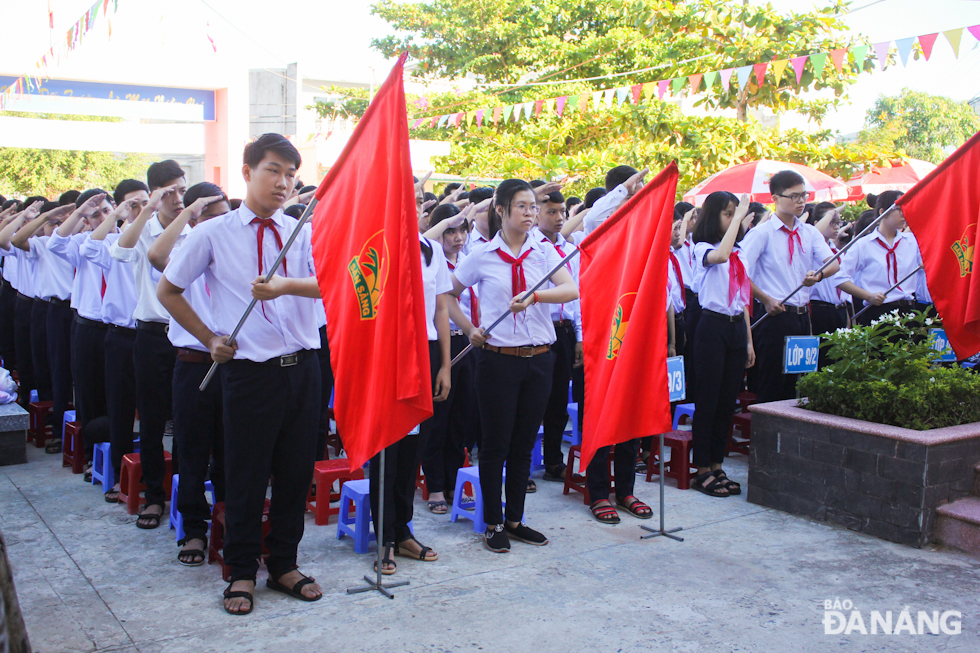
[266,571,322,602]
[616,495,653,519]
[395,536,438,561]
[45,439,62,454]
[374,544,397,576]
[223,582,254,615]
[714,470,741,495]
[692,471,730,497]
[590,499,621,524]
[177,538,207,567]
[136,504,164,529]
[104,489,121,503]
[527,479,537,493]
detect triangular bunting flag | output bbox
[970,25,980,42]
[502,105,513,122]
[631,84,642,104]
[475,110,485,127]
[873,41,891,70]
[429,116,439,128]
[492,106,502,125]
[567,95,579,113]
[534,99,543,117]
[545,98,555,115]
[463,112,472,127]
[604,88,615,107]
[703,70,719,88]
[944,29,963,58]
[615,87,628,105]
[789,56,808,85]
[809,52,828,79]
[895,37,915,66]
[918,33,938,61]
[719,68,735,89]
[752,63,768,86]
[642,82,656,100]
[412,118,424,129]
[523,102,534,120]
[657,80,669,99]
[770,60,789,86]
[736,65,753,90]
[593,91,603,111]
[830,48,847,74]
[556,96,567,116]
[688,74,703,94]
[453,112,463,127]
[437,114,448,128]
[579,94,589,113]
[851,44,869,70]
[671,76,685,94]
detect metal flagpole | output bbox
[199,199,319,391]
[750,204,899,331]
[347,447,409,598]
[450,248,580,367]
[850,265,923,323]
[640,432,684,542]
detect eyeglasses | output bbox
[774,192,813,203]
[511,203,539,214]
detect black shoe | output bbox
[542,463,566,482]
[484,524,511,553]
[505,522,549,546]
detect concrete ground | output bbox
[4,443,980,653]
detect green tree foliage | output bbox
[857,88,980,164]
[0,148,148,199]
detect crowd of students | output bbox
[0,134,932,614]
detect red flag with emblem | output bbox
[897,130,980,359]
[578,163,677,469]
[310,53,433,470]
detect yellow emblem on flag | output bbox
[606,292,637,360]
[951,224,975,278]
[348,229,389,320]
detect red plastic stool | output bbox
[118,452,173,515]
[645,430,696,489]
[27,401,53,448]
[416,464,429,501]
[62,421,85,474]
[306,459,364,525]
[737,392,758,413]
[728,412,752,456]
[209,500,271,582]
[562,445,614,505]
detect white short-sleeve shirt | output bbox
[842,229,921,305]
[83,234,138,328]
[692,241,749,316]
[420,234,453,341]
[28,236,74,301]
[740,216,835,306]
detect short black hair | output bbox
[243,133,301,169]
[423,191,437,203]
[76,188,111,209]
[146,160,185,191]
[58,190,81,206]
[769,170,806,197]
[283,203,306,219]
[39,201,59,215]
[114,179,149,206]
[299,185,317,195]
[468,187,494,204]
[441,182,461,198]
[873,190,903,216]
[183,182,227,208]
[229,199,242,210]
[1,199,19,211]
[528,179,546,188]
[23,195,48,207]
[584,187,607,209]
[541,190,565,205]
[810,202,838,224]
[427,203,462,229]
[605,165,638,191]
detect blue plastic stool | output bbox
[531,429,545,473]
[564,403,582,445]
[62,410,76,440]
[91,443,113,493]
[673,403,695,430]
[169,474,216,542]
[449,465,521,533]
[335,478,413,553]
[29,389,38,403]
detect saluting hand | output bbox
[147,185,176,212]
[208,334,237,364]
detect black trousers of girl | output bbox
[810,301,848,370]
[692,312,747,468]
[477,348,553,526]
[370,340,439,546]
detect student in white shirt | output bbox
[148,182,229,568]
[112,160,188,529]
[582,166,648,235]
[740,170,839,403]
[0,201,20,372]
[84,179,147,502]
[449,179,578,553]
[10,200,77,452]
[690,192,756,497]
[159,134,323,615]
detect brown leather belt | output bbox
[482,344,550,357]
[783,304,809,315]
[177,348,210,364]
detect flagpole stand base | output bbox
[640,525,684,541]
[640,432,684,542]
[346,576,409,599]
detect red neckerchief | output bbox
[875,236,903,288]
[495,247,531,296]
[448,260,479,328]
[729,250,751,307]
[668,251,686,308]
[780,224,805,264]
[251,217,286,319]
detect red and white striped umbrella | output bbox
[846,158,938,199]
[682,159,850,207]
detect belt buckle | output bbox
[518,345,534,358]
[280,353,299,367]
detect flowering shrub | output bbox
[798,310,980,430]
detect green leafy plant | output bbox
[798,310,980,430]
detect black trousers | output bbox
[73,319,108,448]
[744,300,764,394]
[315,325,335,461]
[751,308,810,403]
[105,326,137,485]
[46,302,73,441]
[683,289,701,396]
[477,348,553,526]
[173,357,225,544]
[692,313,748,467]
[542,321,576,467]
[810,301,848,370]
[586,438,640,502]
[221,354,320,582]
[133,325,176,507]
[30,300,52,402]
[0,283,17,370]
[13,296,35,403]
[420,335,474,496]
[371,340,439,545]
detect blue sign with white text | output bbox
[784,336,819,374]
[667,355,686,402]
[929,328,957,362]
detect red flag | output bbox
[578,163,678,469]
[311,52,433,470]
[898,131,980,359]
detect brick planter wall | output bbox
[747,400,980,548]
[0,403,28,467]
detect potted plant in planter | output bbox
[747,310,980,549]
